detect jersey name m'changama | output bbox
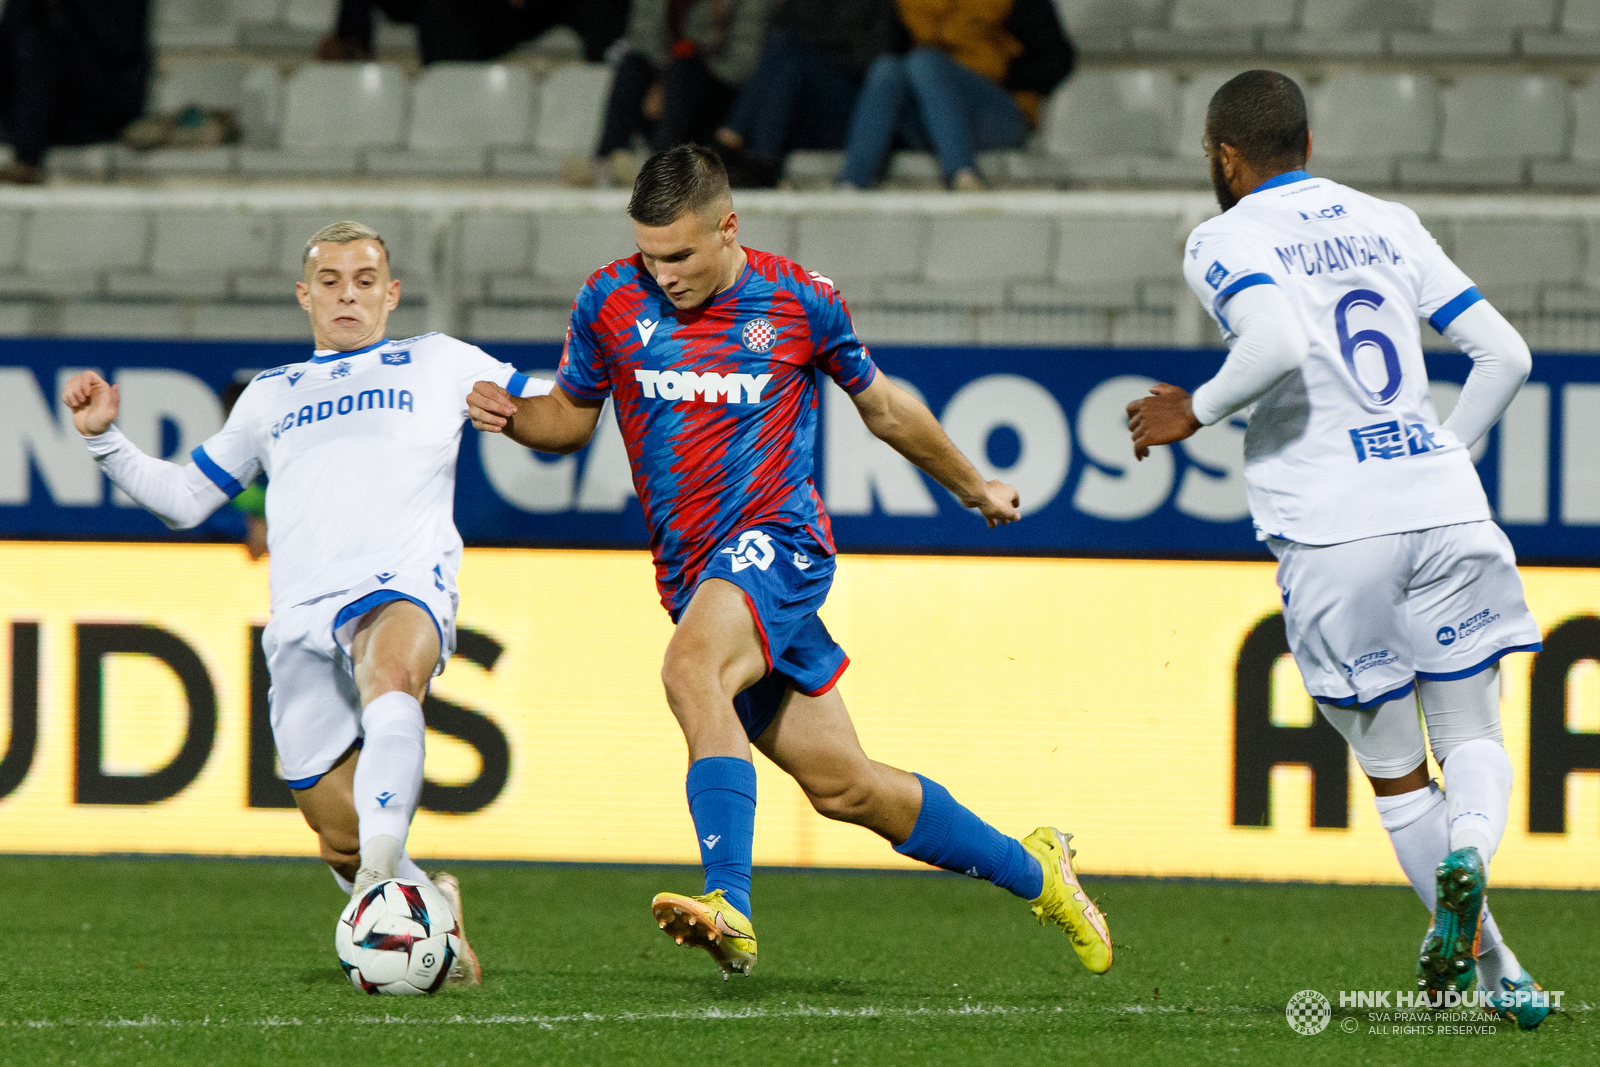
[1183,170,1492,545]
[191,333,549,612]
[557,247,878,613]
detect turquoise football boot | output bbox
[1417,847,1485,994]
[1485,969,1551,1031]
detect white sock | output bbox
[353,691,426,849]
[1477,940,1523,991]
[397,852,429,883]
[1440,738,1513,864]
[330,866,355,895]
[1374,782,1449,909]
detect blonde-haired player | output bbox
[63,221,551,985]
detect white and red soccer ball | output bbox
[335,878,461,995]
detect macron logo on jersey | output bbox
[635,318,659,346]
[634,369,773,404]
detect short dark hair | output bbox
[627,144,732,227]
[1205,70,1308,169]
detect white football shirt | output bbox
[1183,170,1492,545]
[192,332,551,611]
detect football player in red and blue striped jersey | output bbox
[468,145,1112,979]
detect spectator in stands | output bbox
[0,0,150,184]
[838,0,1073,191]
[316,0,628,64]
[712,0,905,189]
[590,0,773,187]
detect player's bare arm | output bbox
[1126,383,1201,461]
[850,375,1020,527]
[467,379,604,453]
[63,370,120,436]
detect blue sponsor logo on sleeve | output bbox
[1205,260,1229,289]
[255,365,288,380]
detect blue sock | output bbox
[686,756,756,918]
[894,774,1043,900]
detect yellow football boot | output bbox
[651,889,757,980]
[1022,826,1113,974]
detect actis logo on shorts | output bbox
[1342,649,1399,678]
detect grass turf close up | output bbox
[0,857,1591,1066]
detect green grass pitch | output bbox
[0,857,1592,1066]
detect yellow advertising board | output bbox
[0,542,1595,888]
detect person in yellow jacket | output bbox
[838,0,1072,190]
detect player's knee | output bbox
[805,777,877,824]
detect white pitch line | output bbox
[5,1001,1589,1030]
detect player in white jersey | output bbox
[1126,72,1549,1028]
[61,221,551,985]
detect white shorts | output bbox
[262,568,458,786]
[1269,521,1542,709]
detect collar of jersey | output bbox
[309,338,388,363]
[1250,169,1313,194]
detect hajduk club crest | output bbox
[741,318,775,353]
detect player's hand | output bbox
[467,380,517,433]
[1127,383,1200,461]
[62,370,119,436]
[972,479,1021,528]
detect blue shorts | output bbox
[685,523,849,742]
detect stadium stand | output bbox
[9,0,1600,349]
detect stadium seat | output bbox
[1400,74,1567,188]
[1011,215,1183,310]
[1040,69,1179,181]
[239,0,334,49]
[531,214,638,285]
[1309,73,1438,186]
[230,209,412,301]
[106,211,277,300]
[239,63,406,176]
[493,63,611,179]
[1265,0,1428,55]
[1532,79,1600,188]
[884,217,1051,308]
[60,302,191,339]
[794,214,925,291]
[459,212,536,301]
[1053,0,1169,52]
[1453,219,1583,313]
[1524,0,1600,56]
[154,0,252,50]
[1136,68,1307,183]
[369,64,535,176]
[18,210,149,297]
[0,212,22,274]
[1392,0,1557,56]
[1133,0,1295,54]
[733,215,795,259]
[150,61,282,147]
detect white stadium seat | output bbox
[493,63,612,178]
[105,211,275,299]
[1053,0,1168,50]
[794,215,925,289]
[240,63,406,176]
[1531,79,1600,186]
[532,214,637,283]
[369,63,534,175]
[1133,0,1293,54]
[1266,0,1428,54]
[1525,0,1600,55]
[1401,74,1567,187]
[1041,69,1178,180]
[1010,215,1182,310]
[1393,0,1557,55]
[154,0,253,50]
[1310,73,1438,185]
[26,210,148,276]
[1453,219,1583,312]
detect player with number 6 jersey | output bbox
[468,145,1114,983]
[1126,71,1548,1027]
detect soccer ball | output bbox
[335,878,460,995]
